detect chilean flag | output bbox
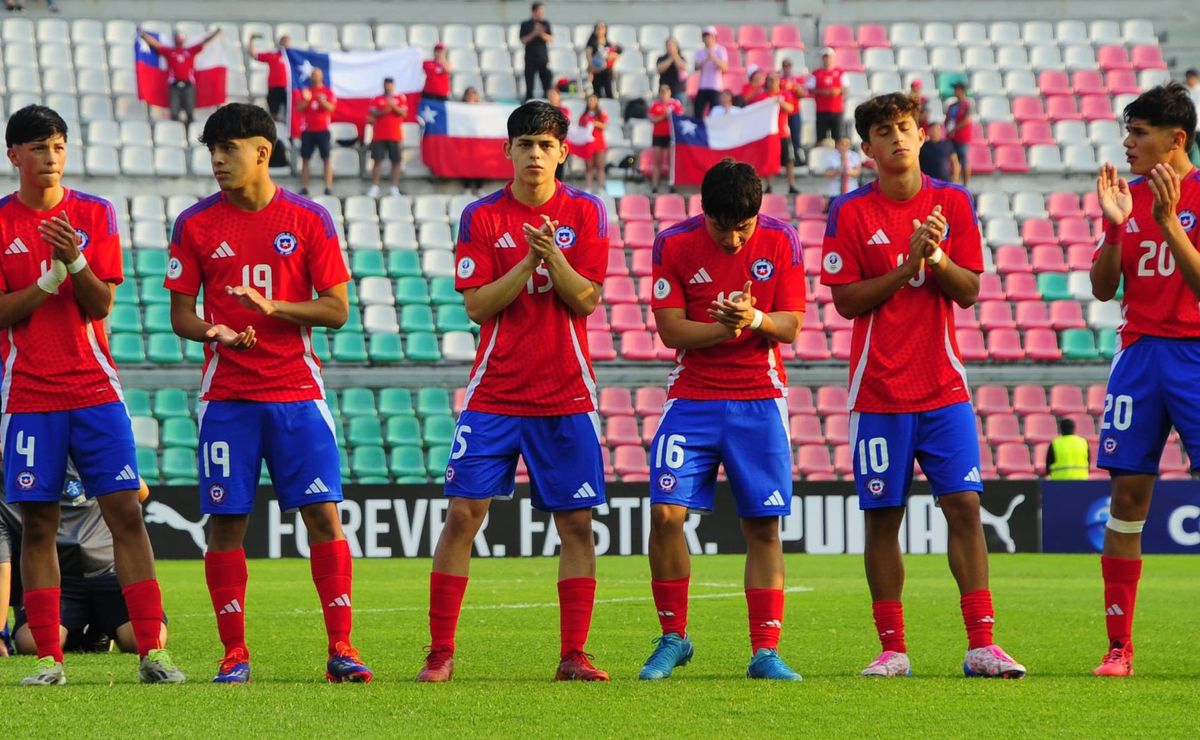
[419,99,517,180]
[671,98,781,186]
[285,48,423,138]
[135,32,227,109]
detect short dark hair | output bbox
[6,104,68,148]
[199,102,277,149]
[1060,418,1076,435]
[507,100,568,142]
[531,1,544,11]
[1124,82,1197,151]
[700,158,762,228]
[383,77,394,84]
[853,92,921,142]
[1186,68,1199,78]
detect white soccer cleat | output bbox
[19,657,66,686]
[861,650,912,677]
[964,644,1026,678]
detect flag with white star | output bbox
[283,47,424,138]
[671,98,781,186]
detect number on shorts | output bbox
[1101,394,1133,431]
[241,264,274,299]
[450,424,472,460]
[15,430,34,467]
[1136,240,1176,278]
[857,436,889,475]
[654,434,686,469]
[896,254,925,288]
[203,441,231,478]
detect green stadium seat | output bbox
[351,251,387,278]
[406,332,441,362]
[1061,329,1099,360]
[114,279,139,306]
[161,447,195,479]
[368,333,405,362]
[416,387,452,417]
[1097,328,1116,359]
[148,334,183,363]
[347,416,384,446]
[310,330,331,361]
[423,414,456,446]
[259,460,272,485]
[109,304,142,333]
[110,334,145,363]
[1114,276,1124,300]
[386,415,422,446]
[395,276,430,305]
[331,413,346,446]
[144,304,174,333]
[135,250,169,277]
[341,388,377,417]
[122,248,134,274]
[426,445,452,474]
[136,447,160,484]
[436,304,475,333]
[400,305,435,333]
[429,277,461,305]
[389,446,427,478]
[324,388,341,415]
[124,388,151,417]
[332,332,369,362]
[387,250,422,278]
[351,446,389,479]
[1037,273,1071,302]
[379,388,414,416]
[340,449,352,480]
[161,417,198,448]
[358,476,391,484]
[937,71,969,99]
[153,389,191,419]
[344,306,364,333]
[140,280,171,305]
[396,476,428,484]
[347,280,360,305]
[185,339,205,363]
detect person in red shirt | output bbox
[780,58,807,164]
[164,103,371,685]
[422,43,452,102]
[577,94,608,192]
[1089,83,1200,678]
[0,104,182,686]
[417,102,610,684]
[821,93,1025,680]
[740,66,765,105]
[647,83,682,193]
[754,72,799,194]
[248,33,292,121]
[366,77,407,197]
[295,68,337,196]
[944,82,973,185]
[807,47,847,143]
[138,27,221,127]
[640,159,806,682]
[547,87,571,181]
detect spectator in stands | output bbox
[248,34,291,121]
[741,66,765,106]
[919,121,960,183]
[422,44,451,102]
[296,67,337,195]
[461,87,485,191]
[755,72,799,195]
[816,136,861,199]
[367,77,407,198]
[138,27,222,128]
[909,79,930,133]
[1188,69,1200,163]
[1045,418,1090,480]
[780,58,806,164]
[707,90,737,119]
[520,1,555,101]
[693,26,728,118]
[585,23,621,99]
[944,82,973,186]
[548,87,571,181]
[808,47,846,143]
[578,93,608,192]
[648,84,683,193]
[656,38,688,102]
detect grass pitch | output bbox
[1,554,1197,737]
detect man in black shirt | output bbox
[520,2,555,100]
[919,122,960,182]
[656,38,687,102]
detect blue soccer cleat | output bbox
[639,633,694,680]
[212,647,251,684]
[746,648,803,681]
[326,641,374,683]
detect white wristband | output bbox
[926,247,944,266]
[749,309,764,330]
[67,254,88,274]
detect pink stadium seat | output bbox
[803,297,824,325]
[799,221,827,249]
[610,304,646,332]
[794,330,832,361]
[830,329,853,361]
[822,24,855,48]
[1086,384,1107,416]
[1046,95,1082,121]
[1014,300,1052,329]
[1065,243,1092,269]
[715,25,736,48]
[1012,384,1050,415]
[454,387,467,414]
[1131,44,1167,70]
[1080,95,1114,121]
[618,195,652,222]
[653,333,675,361]
[726,55,746,76]
[833,48,863,72]
[770,24,805,50]
[623,221,656,250]
[975,385,1012,415]
[1032,442,1050,475]
[825,413,850,446]
[760,193,790,220]
[1071,70,1106,96]
[1046,191,1084,219]
[516,455,530,483]
[994,145,1029,174]
[1049,300,1087,329]
[995,443,1035,477]
[737,24,770,51]
[1024,413,1059,444]
[778,341,796,361]
[744,50,775,71]
[613,445,649,477]
[987,328,1025,361]
[603,277,637,304]
[1030,246,1068,273]
[1097,45,1132,72]
[630,249,653,277]
[856,24,890,48]
[986,414,1023,444]
[1160,442,1188,473]
[816,385,849,415]
[993,246,1033,274]
[1104,69,1140,96]
[1058,217,1095,244]
[790,414,824,445]
[1082,191,1102,219]
[802,246,824,276]
[979,301,1016,330]
[605,415,641,446]
[653,194,688,222]
[956,328,988,361]
[1068,413,1097,440]
[788,386,816,414]
[794,194,826,218]
[588,330,617,361]
[953,303,978,329]
[822,303,852,332]
[1005,273,1041,301]
[979,443,997,478]
[1012,97,1047,123]
[1049,384,1086,415]
[635,386,666,416]
[979,273,1005,301]
[833,444,854,477]
[809,282,832,307]
[636,277,654,303]
[640,414,659,445]
[606,248,629,277]
[687,193,704,217]
[1023,328,1063,361]
[1020,120,1056,147]
[1022,219,1058,246]
[967,144,996,175]
[986,121,1020,146]
[797,444,835,476]
[620,331,656,361]
[587,306,610,331]
[1038,70,1072,96]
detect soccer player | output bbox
[164,102,372,684]
[417,101,610,683]
[0,104,182,685]
[640,158,806,681]
[820,93,1025,679]
[1089,83,1200,677]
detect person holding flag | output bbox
[137,27,221,127]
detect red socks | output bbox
[121,579,166,657]
[24,587,64,663]
[872,600,907,653]
[651,577,689,637]
[960,589,995,650]
[746,588,784,653]
[311,539,354,652]
[429,571,469,652]
[558,577,597,658]
[206,547,248,656]
[1101,555,1142,648]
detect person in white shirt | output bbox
[817,136,861,198]
[706,90,737,119]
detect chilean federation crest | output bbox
[273,231,299,256]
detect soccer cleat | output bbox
[1094,644,1134,677]
[326,641,374,683]
[963,644,1026,678]
[417,647,455,683]
[861,650,912,677]
[746,648,803,681]
[556,650,610,682]
[139,648,187,684]
[19,657,66,686]
[639,633,694,680]
[212,647,251,684]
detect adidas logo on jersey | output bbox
[114,464,138,482]
[963,467,982,483]
[1106,604,1125,616]
[572,482,598,499]
[689,267,713,284]
[327,593,352,608]
[493,232,517,249]
[305,478,331,495]
[867,229,890,246]
[1125,218,1139,234]
[210,241,236,259]
[762,490,787,508]
[5,238,29,255]
[219,599,243,615]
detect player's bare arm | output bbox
[228,282,349,328]
[831,217,938,319]
[1147,163,1200,300]
[38,213,114,320]
[656,307,741,348]
[920,208,980,308]
[0,277,58,327]
[1092,162,1132,301]
[462,250,540,324]
[709,280,803,343]
[525,215,600,316]
[169,291,256,350]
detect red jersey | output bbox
[648,98,683,138]
[820,176,984,413]
[580,109,608,149]
[781,73,807,98]
[812,68,845,113]
[0,190,125,413]
[162,44,203,85]
[946,98,973,144]
[298,85,336,133]
[370,94,407,142]
[164,188,350,403]
[1096,169,1200,347]
[651,215,807,400]
[753,90,793,138]
[422,60,450,97]
[254,49,288,88]
[454,183,609,416]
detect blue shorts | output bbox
[649,398,793,518]
[3,402,139,503]
[444,411,606,512]
[849,401,983,509]
[197,400,343,515]
[1098,337,1200,474]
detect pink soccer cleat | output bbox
[1094,644,1134,677]
[963,644,1026,678]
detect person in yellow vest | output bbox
[1046,418,1090,480]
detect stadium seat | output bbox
[790,415,824,446]
[1049,300,1087,330]
[613,445,649,477]
[856,24,890,48]
[986,414,1023,445]
[1024,328,1064,361]
[770,24,804,50]
[975,385,1011,415]
[1030,246,1068,273]
[995,443,1035,477]
[619,331,656,361]
[993,247,1031,275]
[589,330,617,361]
[1037,273,1071,301]
[1005,273,1041,302]
[994,146,1029,174]
[605,416,641,447]
[1061,328,1099,360]
[794,330,832,361]
[1131,45,1166,70]
[332,333,369,362]
[1014,300,1052,329]
[978,301,1015,330]
[390,446,427,479]
[351,446,390,480]
[986,329,1024,361]
[1011,384,1050,415]
[825,414,850,446]
[956,328,988,361]
[369,334,405,363]
[406,333,442,362]
[816,386,848,415]
[796,445,835,478]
